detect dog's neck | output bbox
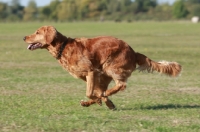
[46,32,69,59]
[55,40,68,59]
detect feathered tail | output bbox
[136,52,182,77]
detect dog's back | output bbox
[77,36,137,79]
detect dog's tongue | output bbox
[27,44,34,50]
[27,43,42,50]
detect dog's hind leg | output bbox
[103,79,127,97]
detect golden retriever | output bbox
[23,26,182,110]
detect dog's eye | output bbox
[36,31,39,34]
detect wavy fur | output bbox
[136,53,182,77]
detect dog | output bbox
[23,26,182,110]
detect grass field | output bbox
[0,21,200,132]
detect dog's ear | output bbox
[45,26,57,44]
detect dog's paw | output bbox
[96,98,102,106]
[80,100,89,107]
[105,99,116,110]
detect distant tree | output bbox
[186,3,200,17]
[98,0,107,12]
[121,0,133,13]
[173,0,188,18]
[57,0,77,21]
[76,0,89,20]
[11,0,21,7]
[88,1,106,17]
[23,0,37,21]
[77,0,106,20]
[49,0,60,21]
[134,0,157,13]
[192,4,200,16]
[106,0,121,13]
[7,0,24,21]
[147,3,173,20]
[0,2,7,20]
[0,2,6,12]
[39,6,51,20]
[185,0,200,17]
[186,0,200,3]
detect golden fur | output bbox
[23,26,182,109]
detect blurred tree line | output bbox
[0,0,200,22]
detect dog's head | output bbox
[23,26,57,50]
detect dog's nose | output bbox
[23,36,26,41]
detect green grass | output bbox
[0,21,200,132]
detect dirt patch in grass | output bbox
[0,88,25,96]
[175,87,200,95]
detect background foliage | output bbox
[1,0,200,22]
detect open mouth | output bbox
[27,43,42,50]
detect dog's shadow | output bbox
[118,104,200,111]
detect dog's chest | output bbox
[58,51,93,78]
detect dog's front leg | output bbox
[86,71,94,98]
[80,71,102,107]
